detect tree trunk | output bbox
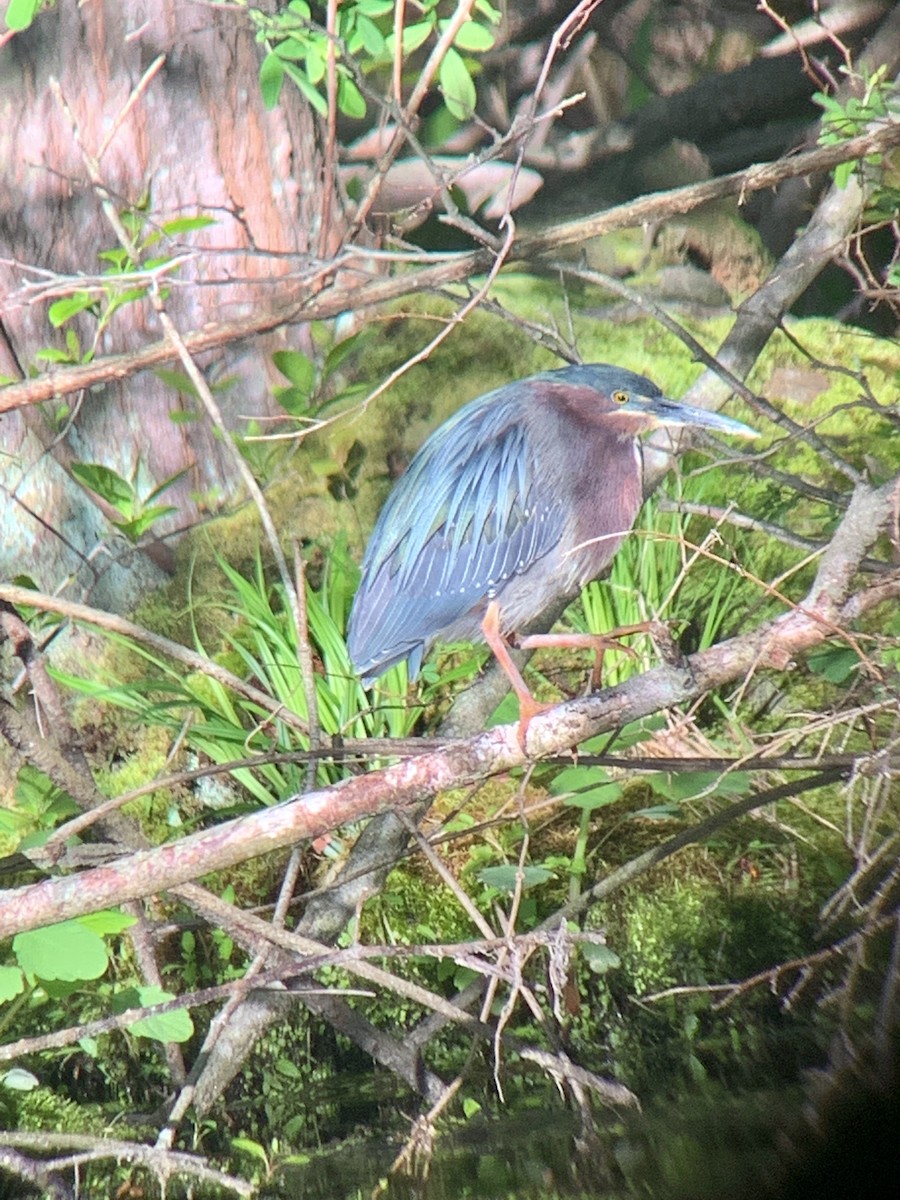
[0,2,331,611]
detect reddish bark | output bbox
[0,2,330,607]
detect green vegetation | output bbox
[1,1,898,1195]
[2,287,898,1196]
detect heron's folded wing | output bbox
[348,396,564,680]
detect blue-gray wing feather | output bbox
[348,390,564,681]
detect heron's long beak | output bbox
[634,394,757,438]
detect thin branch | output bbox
[0,477,896,939]
[348,0,477,236]
[2,120,898,416]
[0,582,308,736]
[0,1132,254,1198]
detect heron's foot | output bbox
[514,691,554,751]
[482,599,552,752]
[518,621,652,690]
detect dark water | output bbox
[269,1058,900,1200]
[272,1107,606,1200]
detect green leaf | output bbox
[582,943,621,974]
[304,44,326,85]
[631,803,682,820]
[14,764,66,815]
[144,465,189,505]
[276,1057,303,1079]
[550,766,621,811]
[48,293,95,327]
[654,770,751,802]
[272,35,312,62]
[439,47,477,119]
[79,910,136,936]
[70,463,135,512]
[14,920,110,982]
[445,20,495,52]
[10,570,39,590]
[41,979,83,999]
[282,61,328,115]
[34,347,75,364]
[355,14,386,56]
[356,0,394,14]
[477,864,554,893]
[114,985,194,1042]
[154,367,201,396]
[274,387,310,416]
[462,1097,482,1118]
[807,645,860,683]
[4,0,40,31]
[97,246,131,271]
[272,348,315,391]
[338,73,366,119]
[114,504,178,541]
[102,286,148,313]
[386,21,433,56]
[161,215,216,236]
[323,328,372,376]
[232,1137,269,1166]
[474,0,501,23]
[259,51,285,109]
[0,966,25,1003]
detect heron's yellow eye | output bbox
[612,390,629,404]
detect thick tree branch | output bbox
[1,120,897,416]
[0,476,896,941]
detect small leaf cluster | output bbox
[813,64,894,188]
[0,764,78,856]
[236,324,373,483]
[39,213,215,374]
[1,911,193,1046]
[270,324,372,420]
[69,461,186,543]
[253,0,500,122]
[34,210,218,541]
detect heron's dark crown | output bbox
[535,363,663,399]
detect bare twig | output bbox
[0,1132,254,1197]
[0,476,896,939]
[348,0,477,236]
[3,120,898,417]
[0,582,309,737]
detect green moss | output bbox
[15,1086,107,1135]
[157,286,895,677]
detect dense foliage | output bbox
[0,1,898,1197]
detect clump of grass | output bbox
[53,536,422,805]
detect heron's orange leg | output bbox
[518,621,652,690]
[482,600,551,748]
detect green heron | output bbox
[348,363,755,735]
